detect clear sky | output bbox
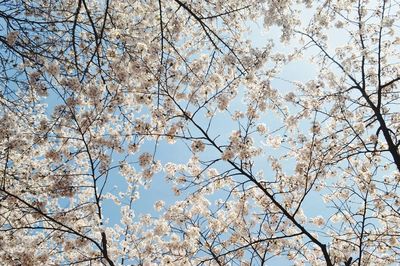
[93,16,334,265]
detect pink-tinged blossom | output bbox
[139,152,153,168]
[6,31,18,46]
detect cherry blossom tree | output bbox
[1,0,400,265]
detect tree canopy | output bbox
[1,0,400,265]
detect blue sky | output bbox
[94,19,330,265]
[37,9,349,265]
